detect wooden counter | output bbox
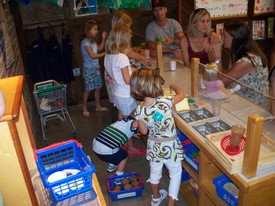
[156,56,275,206]
[0,76,38,205]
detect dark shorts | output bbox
[94,148,128,165]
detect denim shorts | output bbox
[113,95,137,116]
[82,66,102,90]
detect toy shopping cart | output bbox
[33,80,76,145]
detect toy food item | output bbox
[123,183,132,190]
[113,185,121,191]
[131,46,144,56]
[131,180,140,187]
[121,178,130,186]
[175,98,190,112]
[155,38,167,43]
[129,176,138,182]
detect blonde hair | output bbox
[186,8,212,38]
[84,19,98,42]
[130,68,163,101]
[106,24,131,54]
[111,10,133,28]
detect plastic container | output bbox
[181,169,190,182]
[213,174,239,206]
[107,172,144,201]
[177,129,189,143]
[34,140,96,201]
[164,165,190,182]
[182,143,200,172]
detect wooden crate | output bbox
[205,131,275,174]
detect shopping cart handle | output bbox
[34,139,82,160]
[34,85,65,94]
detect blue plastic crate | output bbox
[181,169,190,182]
[107,172,144,201]
[34,140,96,202]
[177,129,189,143]
[213,174,238,206]
[182,143,200,172]
[164,165,190,182]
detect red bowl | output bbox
[220,134,246,156]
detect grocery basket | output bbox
[33,80,76,145]
[34,140,96,202]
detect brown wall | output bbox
[0,1,40,144]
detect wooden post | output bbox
[191,58,200,97]
[156,42,163,73]
[242,114,265,178]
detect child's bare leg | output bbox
[95,88,108,111]
[151,183,159,199]
[116,158,127,172]
[117,109,123,120]
[168,196,176,206]
[127,138,135,151]
[82,90,90,112]
[94,88,101,109]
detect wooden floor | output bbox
[35,99,190,206]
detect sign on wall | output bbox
[74,0,98,17]
[195,0,248,19]
[254,0,275,15]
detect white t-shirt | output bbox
[104,53,132,98]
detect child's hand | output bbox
[141,57,152,67]
[102,31,107,40]
[212,42,223,58]
[132,120,139,128]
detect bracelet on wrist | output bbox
[214,59,221,64]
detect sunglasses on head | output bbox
[193,8,207,14]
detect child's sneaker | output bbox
[151,189,168,206]
[107,163,117,173]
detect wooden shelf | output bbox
[200,172,226,206]
[182,160,199,183]
[179,181,197,206]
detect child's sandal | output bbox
[151,189,167,206]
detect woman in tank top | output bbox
[180,8,222,71]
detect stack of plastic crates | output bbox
[34,140,96,202]
[33,80,76,145]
